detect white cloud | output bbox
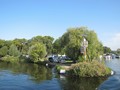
[104,33,120,50]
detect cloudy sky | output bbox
[0,0,120,50]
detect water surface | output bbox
[0,62,61,90]
[0,59,120,90]
[98,59,120,90]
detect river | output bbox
[0,59,120,90]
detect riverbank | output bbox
[55,60,112,77]
[0,55,113,77]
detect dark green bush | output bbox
[68,61,111,77]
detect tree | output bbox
[9,44,21,57]
[83,30,104,61]
[103,46,111,54]
[64,27,87,61]
[53,38,62,54]
[29,36,43,46]
[0,46,8,57]
[29,36,54,55]
[4,40,12,49]
[117,48,120,55]
[56,27,103,62]
[42,36,54,55]
[28,43,47,63]
[0,39,5,48]
[13,38,27,52]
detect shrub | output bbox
[1,55,19,63]
[28,43,47,63]
[68,61,111,77]
[9,44,21,57]
[0,46,8,57]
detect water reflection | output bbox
[1,59,120,90]
[59,76,107,90]
[0,62,52,83]
[0,62,64,90]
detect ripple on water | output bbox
[0,70,62,90]
[98,59,120,90]
[0,85,33,90]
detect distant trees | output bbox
[29,36,54,55]
[53,38,61,54]
[28,43,47,63]
[0,26,104,63]
[0,43,21,62]
[103,46,111,54]
[0,39,5,48]
[13,38,28,54]
[9,44,21,57]
[0,46,8,57]
[43,36,54,54]
[0,36,53,63]
[117,48,120,55]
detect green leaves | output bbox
[29,36,54,55]
[9,44,21,57]
[103,46,111,54]
[28,43,47,63]
[53,27,103,62]
[0,46,8,57]
[68,61,111,77]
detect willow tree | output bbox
[57,27,103,62]
[86,30,103,61]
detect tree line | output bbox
[0,36,54,63]
[0,27,116,63]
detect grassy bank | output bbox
[67,61,111,77]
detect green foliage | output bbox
[78,55,85,62]
[29,36,54,55]
[117,48,120,55]
[68,61,111,77]
[54,27,103,62]
[0,35,54,63]
[9,44,21,57]
[56,65,64,72]
[4,40,12,49]
[30,36,43,45]
[2,55,19,63]
[43,36,54,54]
[0,27,103,63]
[13,38,27,53]
[0,46,8,57]
[86,30,103,61]
[53,38,62,54]
[0,39,5,48]
[28,43,47,63]
[103,46,111,54]
[21,43,29,55]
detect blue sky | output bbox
[0,0,120,50]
